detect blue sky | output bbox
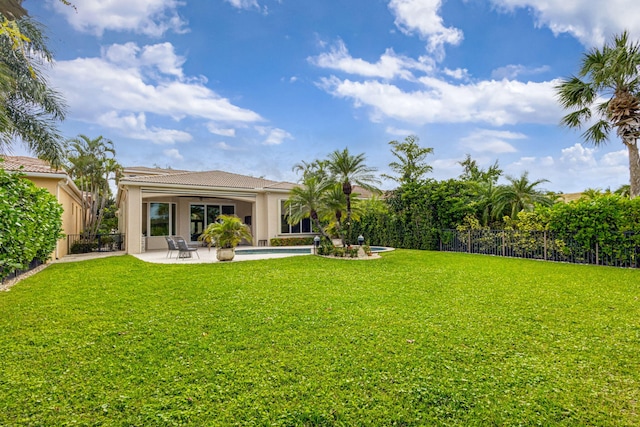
[20,0,640,192]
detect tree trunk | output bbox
[628,141,640,199]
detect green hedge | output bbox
[0,167,63,281]
[270,237,315,246]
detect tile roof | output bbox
[0,156,64,174]
[122,169,294,190]
[123,166,189,176]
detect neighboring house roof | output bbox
[1,155,64,174]
[1,155,83,200]
[120,169,295,191]
[123,166,189,177]
[558,192,583,203]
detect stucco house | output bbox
[1,155,84,259]
[116,166,312,254]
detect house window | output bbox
[190,203,235,241]
[280,201,312,234]
[149,202,176,236]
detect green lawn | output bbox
[1,251,639,426]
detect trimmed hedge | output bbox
[0,167,63,281]
[270,237,315,246]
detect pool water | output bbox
[236,246,389,255]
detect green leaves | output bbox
[0,166,63,280]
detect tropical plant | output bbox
[458,154,502,184]
[198,214,252,249]
[556,31,640,198]
[382,135,433,185]
[66,135,122,238]
[0,164,63,280]
[496,171,554,219]
[0,13,66,166]
[327,148,380,245]
[474,180,505,226]
[285,174,332,242]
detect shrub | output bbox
[270,237,315,246]
[0,166,63,280]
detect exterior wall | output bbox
[26,176,82,259]
[141,195,255,251]
[119,183,295,253]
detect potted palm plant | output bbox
[198,215,252,261]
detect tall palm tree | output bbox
[496,172,553,219]
[556,31,640,198]
[327,148,380,245]
[66,135,122,236]
[285,175,333,242]
[0,14,66,166]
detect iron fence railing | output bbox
[67,233,125,254]
[1,258,44,285]
[439,229,640,268]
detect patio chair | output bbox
[174,236,200,259]
[165,236,178,258]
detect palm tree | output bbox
[66,135,122,237]
[0,14,66,166]
[556,31,640,198]
[496,172,554,219]
[327,148,380,245]
[474,181,504,226]
[382,135,433,185]
[285,174,333,242]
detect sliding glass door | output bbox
[190,204,234,242]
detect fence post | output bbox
[595,242,599,265]
[544,231,547,260]
[501,230,505,256]
[467,230,471,253]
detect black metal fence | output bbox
[67,233,125,254]
[1,259,44,285]
[439,229,640,268]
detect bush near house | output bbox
[0,167,63,281]
[270,237,315,246]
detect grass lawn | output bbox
[1,250,639,426]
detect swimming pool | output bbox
[235,246,391,255]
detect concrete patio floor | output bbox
[132,246,313,264]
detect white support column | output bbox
[125,187,142,254]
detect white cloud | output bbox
[51,0,187,37]
[256,127,293,145]
[601,149,628,166]
[96,111,192,144]
[164,148,183,161]
[308,39,434,79]
[225,0,261,10]
[207,125,236,137]
[385,126,416,136]
[319,76,562,126]
[443,68,470,80]
[491,0,640,47]
[388,0,463,57]
[501,145,629,193]
[491,64,550,80]
[103,42,186,80]
[50,42,264,136]
[560,143,597,167]
[216,142,237,151]
[460,129,525,153]
[47,42,266,146]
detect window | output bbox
[150,202,172,236]
[280,201,312,234]
[144,202,176,236]
[190,204,235,241]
